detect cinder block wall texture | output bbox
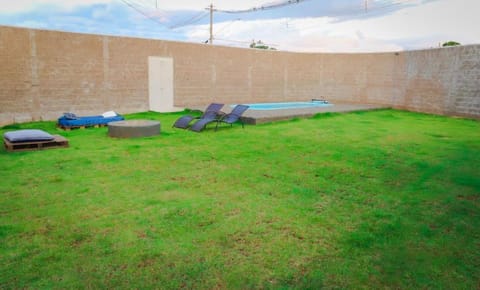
[1,26,479,125]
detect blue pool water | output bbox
[236,100,332,110]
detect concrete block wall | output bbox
[0,25,479,125]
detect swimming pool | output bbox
[236,100,332,110]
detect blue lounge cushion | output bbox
[4,129,54,143]
[58,114,125,128]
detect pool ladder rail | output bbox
[311,98,329,104]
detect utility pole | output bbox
[209,4,214,45]
[364,0,368,13]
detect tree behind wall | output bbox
[250,40,277,50]
[442,41,461,47]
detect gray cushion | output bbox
[4,129,54,143]
[63,112,78,120]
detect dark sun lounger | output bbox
[173,103,224,129]
[190,104,249,132]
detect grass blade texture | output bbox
[0,109,479,288]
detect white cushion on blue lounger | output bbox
[102,111,117,118]
[4,129,54,143]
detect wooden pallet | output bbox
[4,135,69,152]
[57,124,106,131]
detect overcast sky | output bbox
[0,0,479,52]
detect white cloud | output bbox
[17,19,49,29]
[91,5,113,20]
[151,0,286,11]
[185,0,480,52]
[0,0,114,13]
[0,0,284,13]
[351,0,479,40]
[187,17,403,52]
[0,0,478,52]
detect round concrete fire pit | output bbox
[108,120,160,138]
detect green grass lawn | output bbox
[1,109,479,288]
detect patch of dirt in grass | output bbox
[456,194,479,201]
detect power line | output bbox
[358,0,421,16]
[204,0,310,45]
[119,0,167,26]
[120,0,425,49]
[217,0,310,14]
[215,0,421,42]
[120,0,210,31]
[122,0,169,16]
[285,0,421,30]
[169,11,210,29]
